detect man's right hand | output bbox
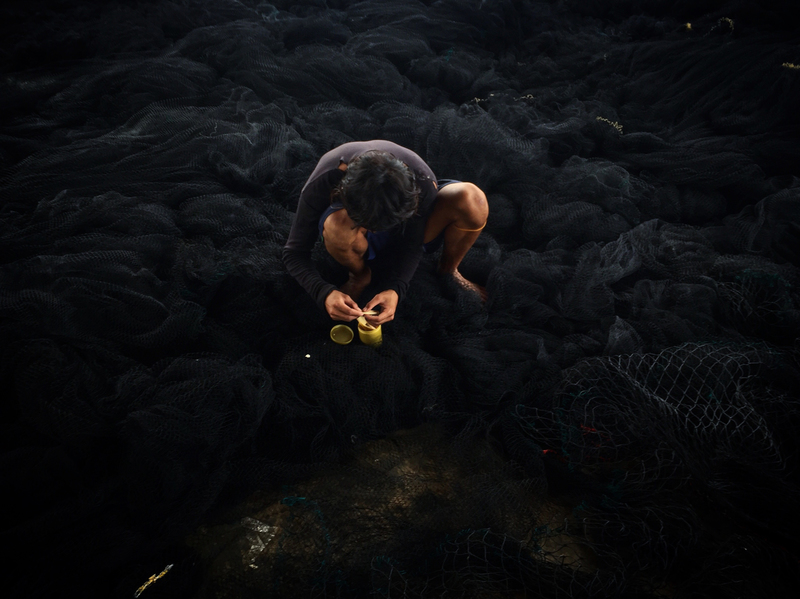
[324,289,364,321]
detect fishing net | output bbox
[1,0,799,597]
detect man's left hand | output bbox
[363,290,398,326]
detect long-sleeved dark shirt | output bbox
[282,140,438,308]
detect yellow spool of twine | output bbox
[357,316,382,347]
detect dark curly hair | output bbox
[333,150,420,231]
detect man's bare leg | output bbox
[424,182,489,300]
[322,208,372,301]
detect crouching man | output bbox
[283,140,488,327]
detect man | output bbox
[283,140,488,327]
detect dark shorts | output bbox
[318,179,460,261]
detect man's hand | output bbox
[363,290,398,326]
[325,289,363,321]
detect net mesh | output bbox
[2,0,799,597]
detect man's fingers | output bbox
[365,308,393,325]
[328,302,360,321]
[343,297,360,311]
[373,313,394,325]
[363,290,398,324]
[340,308,363,321]
[334,311,359,322]
[328,293,360,319]
[343,304,363,318]
[363,295,383,312]
[329,289,396,323]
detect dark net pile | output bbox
[2,0,800,597]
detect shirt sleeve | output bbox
[282,169,343,309]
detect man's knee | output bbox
[323,209,367,256]
[455,183,488,229]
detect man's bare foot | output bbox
[340,268,371,302]
[449,269,487,302]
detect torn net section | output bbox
[512,342,800,598]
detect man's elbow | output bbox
[282,245,309,275]
[281,245,295,270]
